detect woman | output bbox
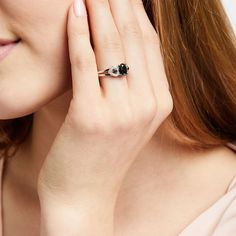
[0,0,236,235]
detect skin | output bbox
[0,0,236,235]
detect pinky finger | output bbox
[67,0,102,100]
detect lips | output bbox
[0,38,20,62]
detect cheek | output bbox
[0,0,73,119]
[1,0,71,63]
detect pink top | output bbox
[0,142,235,235]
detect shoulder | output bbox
[212,192,236,235]
[179,182,236,235]
[179,145,236,235]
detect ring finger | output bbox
[108,0,154,98]
[86,0,129,101]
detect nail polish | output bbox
[74,0,87,17]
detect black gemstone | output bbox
[119,63,128,75]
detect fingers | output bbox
[108,0,154,98]
[86,0,129,101]
[130,0,173,134]
[131,0,170,92]
[130,0,173,118]
[67,0,101,100]
[67,0,172,119]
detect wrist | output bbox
[37,167,123,202]
[39,199,115,236]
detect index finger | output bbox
[67,0,102,100]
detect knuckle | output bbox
[82,120,109,135]
[144,101,157,122]
[71,51,95,70]
[137,97,157,124]
[111,118,133,133]
[100,34,123,52]
[66,104,109,136]
[121,21,142,39]
[157,92,174,118]
[72,115,109,136]
[132,0,144,8]
[110,111,134,133]
[94,0,108,7]
[69,28,90,41]
[143,31,160,45]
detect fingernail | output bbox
[74,0,87,17]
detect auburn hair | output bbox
[0,0,236,159]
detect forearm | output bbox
[39,198,116,236]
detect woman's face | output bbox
[0,0,73,119]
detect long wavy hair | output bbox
[0,0,236,159]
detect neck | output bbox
[3,88,73,193]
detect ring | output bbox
[98,63,129,78]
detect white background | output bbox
[221,0,236,33]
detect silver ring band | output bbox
[98,63,129,78]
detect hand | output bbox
[37,0,173,209]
